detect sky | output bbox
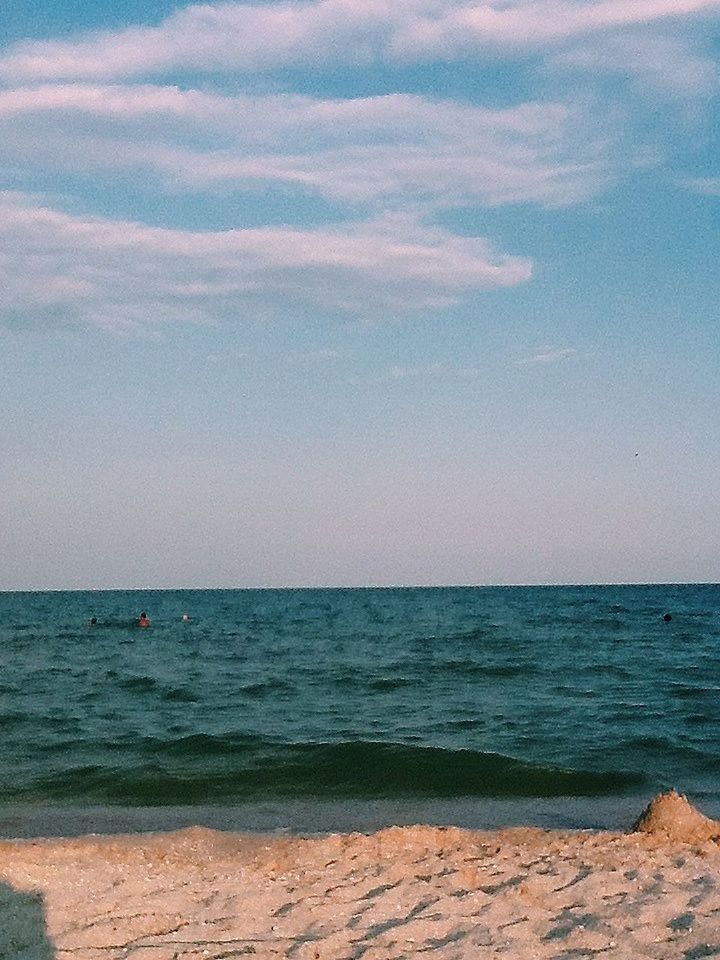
[0,0,719,590]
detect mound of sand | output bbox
[632,789,720,843]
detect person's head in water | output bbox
[138,612,150,627]
[663,613,672,623]
[89,616,97,626]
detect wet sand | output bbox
[2,792,720,959]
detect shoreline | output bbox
[3,793,720,959]
[6,792,719,840]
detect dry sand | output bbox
[3,792,720,960]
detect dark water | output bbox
[1,585,719,832]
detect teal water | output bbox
[1,585,719,832]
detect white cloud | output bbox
[286,349,340,364]
[514,346,576,365]
[344,361,446,385]
[0,192,532,330]
[0,4,713,340]
[1,0,719,81]
[553,29,719,96]
[681,176,720,195]
[0,85,607,210]
[392,0,720,56]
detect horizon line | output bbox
[1,580,718,594]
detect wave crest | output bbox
[17,740,644,805]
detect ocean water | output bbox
[1,584,719,835]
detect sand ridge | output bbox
[2,793,720,959]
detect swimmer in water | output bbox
[89,616,98,626]
[138,612,150,627]
[181,613,190,622]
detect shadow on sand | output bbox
[0,881,55,959]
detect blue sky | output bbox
[1,0,719,589]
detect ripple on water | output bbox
[1,583,719,807]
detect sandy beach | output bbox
[2,792,720,959]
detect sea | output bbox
[1,584,719,838]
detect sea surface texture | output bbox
[1,585,718,830]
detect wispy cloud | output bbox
[344,361,446,386]
[392,0,720,58]
[285,349,340,365]
[514,347,576,365]
[0,193,532,330]
[1,1,716,340]
[681,176,720,195]
[207,348,247,363]
[0,86,607,210]
[1,0,718,81]
[553,29,719,97]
